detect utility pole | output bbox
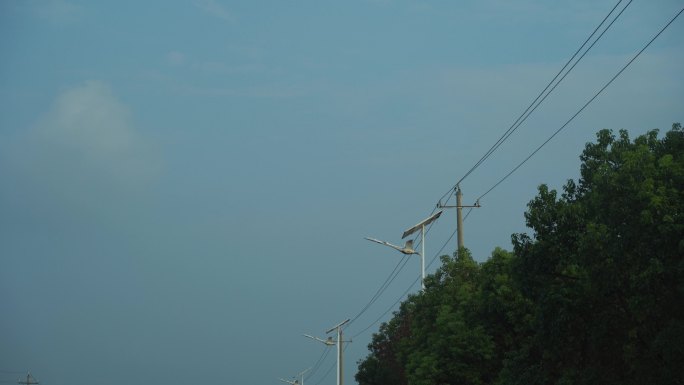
[279,367,310,385]
[295,367,311,385]
[17,373,38,385]
[305,319,350,385]
[438,185,480,251]
[326,319,350,385]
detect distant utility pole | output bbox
[438,185,480,251]
[327,319,350,385]
[278,368,310,385]
[305,319,351,385]
[17,373,38,385]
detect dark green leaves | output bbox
[357,124,684,385]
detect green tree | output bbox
[355,303,410,385]
[357,123,684,385]
[403,250,493,385]
[507,124,684,385]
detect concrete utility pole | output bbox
[295,367,311,385]
[456,187,464,248]
[438,185,480,251]
[305,319,350,385]
[279,367,310,385]
[17,373,38,385]
[326,319,350,385]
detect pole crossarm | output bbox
[325,319,350,334]
[437,186,481,250]
[17,373,38,385]
[305,318,351,385]
[437,202,481,209]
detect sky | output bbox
[1,1,682,385]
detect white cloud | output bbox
[6,81,160,197]
[30,0,84,25]
[195,0,235,23]
[166,51,187,66]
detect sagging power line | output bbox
[457,0,631,186]
[476,5,684,203]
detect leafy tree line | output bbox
[356,124,684,385]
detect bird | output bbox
[364,237,419,255]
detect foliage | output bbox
[356,124,684,385]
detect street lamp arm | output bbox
[364,237,418,255]
[303,334,335,346]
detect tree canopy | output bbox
[356,123,684,385]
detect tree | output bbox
[356,123,684,385]
[507,124,684,385]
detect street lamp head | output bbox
[402,210,443,239]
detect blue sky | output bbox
[1,1,683,385]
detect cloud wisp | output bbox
[195,0,235,23]
[30,0,85,25]
[5,81,160,202]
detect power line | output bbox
[347,254,410,327]
[470,0,634,181]
[457,0,628,186]
[312,344,350,385]
[347,202,447,328]
[319,0,642,370]
[350,227,457,339]
[306,345,331,381]
[298,4,684,381]
[477,6,684,202]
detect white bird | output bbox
[364,237,419,255]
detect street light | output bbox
[366,210,443,290]
[304,318,350,385]
[279,368,310,385]
[295,368,311,385]
[303,334,335,346]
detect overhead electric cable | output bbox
[307,345,331,380]
[483,0,634,161]
[305,4,677,377]
[350,227,457,339]
[345,0,631,346]
[477,5,684,202]
[312,359,335,385]
[347,254,411,327]
[349,204,446,327]
[457,0,627,186]
[312,345,349,385]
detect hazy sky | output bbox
[1,1,682,385]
